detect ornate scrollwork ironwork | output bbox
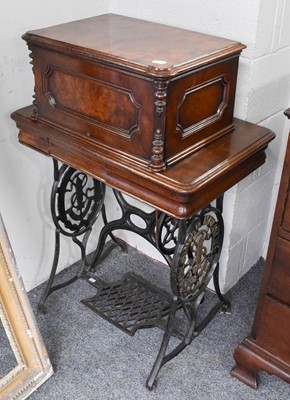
[174,207,222,301]
[157,214,179,255]
[39,161,228,388]
[51,163,105,237]
[38,160,106,313]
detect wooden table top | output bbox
[12,105,274,218]
[23,14,245,77]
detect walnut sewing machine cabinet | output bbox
[12,14,275,389]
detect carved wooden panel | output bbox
[177,76,228,138]
[164,57,239,164]
[30,48,156,163]
[43,67,140,138]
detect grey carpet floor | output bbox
[2,245,290,399]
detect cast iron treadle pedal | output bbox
[81,273,178,336]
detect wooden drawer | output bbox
[281,179,290,233]
[256,295,290,363]
[268,236,290,304]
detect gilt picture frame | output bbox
[0,213,53,399]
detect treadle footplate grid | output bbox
[81,273,174,336]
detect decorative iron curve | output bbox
[157,214,179,256]
[51,165,105,237]
[174,206,222,301]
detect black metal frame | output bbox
[40,159,230,389]
[38,160,125,313]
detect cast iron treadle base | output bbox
[81,273,178,336]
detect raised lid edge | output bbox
[22,13,246,77]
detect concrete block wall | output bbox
[220,0,290,291]
[108,0,290,292]
[0,0,110,290]
[1,0,290,292]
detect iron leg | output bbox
[38,159,106,311]
[146,297,179,390]
[38,229,61,313]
